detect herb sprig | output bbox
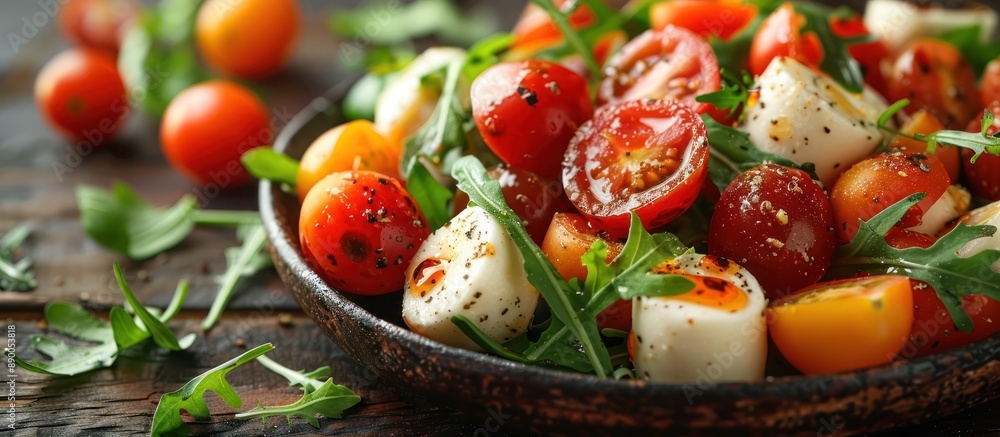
[695,69,755,117]
[202,224,272,330]
[0,222,36,291]
[877,99,1000,162]
[795,4,872,94]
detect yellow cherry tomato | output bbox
[296,120,400,201]
[195,0,299,79]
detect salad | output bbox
[247,0,1000,383]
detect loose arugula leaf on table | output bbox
[877,99,1000,163]
[329,0,498,48]
[13,274,193,376]
[0,222,36,291]
[150,343,274,437]
[695,69,755,117]
[831,193,1000,332]
[202,224,270,330]
[235,379,362,427]
[114,263,195,350]
[795,3,872,94]
[255,356,331,394]
[241,149,299,187]
[401,59,468,177]
[405,160,455,230]
[77,182,260,260]
[702,114,819,190]
[936,24,1000,77]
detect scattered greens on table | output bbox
[0,222,36,291]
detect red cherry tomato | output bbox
[708,164,836,299]
[980,59,1000,105]
[888,39,980,129]
[563,100,710,236]
[962,101,1000,201]
[650,0,757,41]
[299,171,430,295]
[830,15,890,98]
[160,80,270,186]
[597,26,721,116]
[59,0,142,54]
[453,165,572,245]
[749,2,823,76]
[34,48,128,144]
[511,0,596,52]
[830,150,950,243]
[471,60,593,179]
[883,230,1000,358]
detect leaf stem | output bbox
[202,225,268,330]
[191,210,262,227]
[532,0,602,78]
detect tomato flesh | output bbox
[563,100,710,236]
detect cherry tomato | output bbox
[650,0,757,41]
[471,60,593,179]
[708,164,836,299]
[962,100,1000,201]
[540,212,628,331]
[161,80,270,186]
[881,230,1000,358]
[767,276,914,375]
[598,27,721,116]
[59,0,142,54]
[299,171,430,295]
[830,149,950,243]
[34,48,128,144]
[511,0,595,53]
[980,59,1000,105]
[297,121,400,201]
[196,0,300,79]
[891,110,961,184]
[749,3,822,77]
[563,100,710,236]
[453,165,572,245]
[830,15,890,98]
[887,39,980,129]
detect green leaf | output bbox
[12,302,118,376]
[695,70,755,116]
[936,24,1000,77]
[405,160,455,230]
[241,149,299,187]
[401,59,469,178]
[702,115,818,190]
[235,379,361,427]
[832,193,1000,332]
[344,73,390,121]
[113,263,188,351]
[329,0,498,47]
[150,343,274,437]
[160,280,189,323]
[202,224,269,330]
[796,3,870,94]
[450,315,535,364]
[110,307,151,350]
[531,0,602,77]
[462,33,515,82]
[876,100,1000,162]
[255,356,330,394]
[0,221,35,291]
[712,14,765,75]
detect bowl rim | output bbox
[260,77,1000,402]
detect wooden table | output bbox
[0,0,997,435]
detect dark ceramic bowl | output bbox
[260,79,1000,435]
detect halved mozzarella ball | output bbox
[740,57,888,187]
[402,206,539,350]
[957,201,1000,272]
[911,185,971,235]
[374,47,468,149]
[631,254,768,383]
[865,0,998,54]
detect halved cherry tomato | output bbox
[296,120,400,201]
[196,0,300,79]
[708,164,836,299]
[883,229,1000,358]
[887,39,980,129]
[597,26,721,115]
[962,100,1000,201]
[472,60,593,179]
[749,3,822,77]
[563,100,710,236]
[650,0,757,41]
[299,171,430,295]
[35,48,128,144]
[891,110,960,184]
[454,165,572,245]
[767,276,914,375]
[540,212,628,331]
[830,149,950,242]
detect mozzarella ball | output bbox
[911,185,971,236]
[958,201,1000,273]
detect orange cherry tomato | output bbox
[511,0,595,52]
[890,110,960,184]
[34,48,127,144]
[296,121,400,201]
[768,276,914,375]
[195,0,300,79]
[161,80,270,186]
[650,0,757,41]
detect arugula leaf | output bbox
[114,263,194,350]
[150,343,274,437]
[936,24,1000,77]
[463,33,515,82]
[401,59,469,179]
[255,356,331,394]
[0,222,36,291]
[696,69,755,117]
[795,3,871,94]
[241,149,299,187]
[77,182,260,260]
[236,379,361,427]
[531,0,603,77]
[405,160,455,230]
[118,0,211,116]
[329,0,498,48]
[877,99,1000,163]
[202,224,270,330]
[832,193,1000,332]
[702,114,819,190]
